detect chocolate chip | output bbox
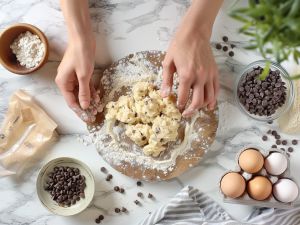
[276,140,281,145]
[288,147,294,152]
[215,43,222,50]
[271,145,277,148]
[115,208,121,213]
[44,166,86,207]
[148,193,153,199]
[114,186,120,192]
[98,215,104,220]
[142,136,146,141]
[271,130,277,136]
[282,140,287,145]
[267,120,273,124]
[119,188,125,193]
[262,135,268,141]
[275,135,281,140]
[137,192,143,198]
[292,140,298,145]
[95,218,100,224]
[230,44,236,48]
[222,46,228,52]
[280,148,285,151]
[222,36,229,42]
[100,167,107,173]
[134,200,140,205]
[136,181,142,186]
[267,130,272,134]
[121,207,127,212]
[228,51,234,57]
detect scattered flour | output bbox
[87,51,216,174]
[10,31,45,68]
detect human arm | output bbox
[55,0,95,111]
[161,0,223,117]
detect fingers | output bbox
[177,73,192,112]
[207,72,219,110]
[204,79,215,110]
[161,59,176,97]
[182,84,204,117]
[78,76,91,109]
[55,70,79,109]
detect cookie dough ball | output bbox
[151,116,180,145]
[115,96,139,124]
[143,143,165,157]
[135,97,161,123]
[132,82,154,101]
[125,124,152,146]
[105,101,118,120]
[162,96,181,121]
[148,90,164,107]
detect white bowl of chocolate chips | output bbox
[36,157,95,216]
[235,60,295,122]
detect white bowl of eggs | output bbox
[220,147,299,208]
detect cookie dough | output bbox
[125,124,152,147]
[105,81,182,157]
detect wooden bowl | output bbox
[0,23,49,75]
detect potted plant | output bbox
[230,0,300,79]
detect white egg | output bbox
[273,179,299,203]
[264,152,288,175]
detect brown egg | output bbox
[220,172,246,198]
[247,176,272,201]
[238,148,264,173]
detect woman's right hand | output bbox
[55,36,96,113]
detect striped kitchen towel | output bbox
[139,186,300,225]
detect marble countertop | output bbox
[1,1,300,225]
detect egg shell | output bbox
[239,148,264,173]
[247,176,272,201]
[264,152,288,175]
[220,172,246,199]
[273,179,299,203]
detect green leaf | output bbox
[229,13,250,23]
[259,61,271,81]
[288,0,300,17]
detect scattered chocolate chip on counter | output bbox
[292,140,298,145]
[98,215,104,220]
[230,44,236,48]
[106,174,113,181]
[44,166,86,207]
[115,208,121,213]
[100,167,107,173]
[215,43,222,50]
[148,193,154,199]
[271,145,277,148]
[276,140,281,145]
[136,181,142,186]
[262,135,268,141]
[121,207,128,213]
[228,51,234,57]
[282,140,288,145]
[119,188,125,193]
[134,200,140,205]
[288,147,294,152]
[95,218,101,224]
[222,46,228,52]
[222,36,229,42]
[114,186,120,192]
[137,192,143,198]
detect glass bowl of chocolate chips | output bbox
[235,60,295,122]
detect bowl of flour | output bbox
[0,23,49,74]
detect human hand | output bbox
[55,37,96,115]
[161,33,219,118]
[161,0,221,118]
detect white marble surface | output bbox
[0,0,300,225]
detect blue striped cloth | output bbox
[139,186,300,225]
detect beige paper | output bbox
[0,90,58,176]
